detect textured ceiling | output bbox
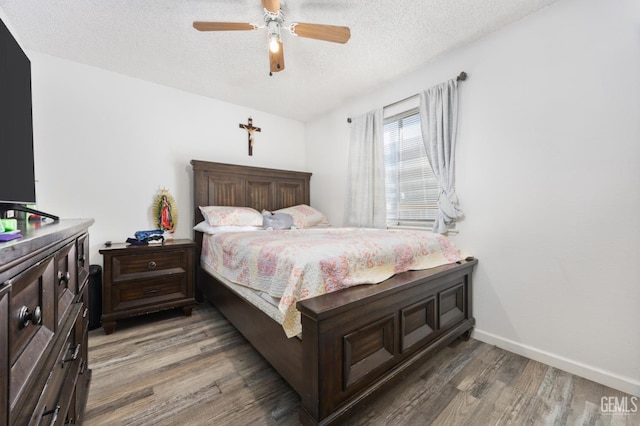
[0,0,558,122]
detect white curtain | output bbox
[419,79,463,233]
[343,109,386,228]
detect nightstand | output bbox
[99,239,195,334]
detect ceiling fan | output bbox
[193,0,351,75]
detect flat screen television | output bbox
[0,17,57,221]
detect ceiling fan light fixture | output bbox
[266,19,282,53]
[269,34,280,53]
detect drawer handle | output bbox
[80,360,87,375]
[57,271,71,285]
[83,308,89,318]
[62,344,81,367]
[42,405,61,425]
[143,288,161,295]
[78,254,86,266]
[18,305,42,328]
[148,261,157,269]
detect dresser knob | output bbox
[18,305,42,328]
[148,261,157,269]
[57,271,71,285]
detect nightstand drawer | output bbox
[111,250,188,282]
[111,275,188,312]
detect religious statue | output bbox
[160,195,172,230]
[154,189,177,234]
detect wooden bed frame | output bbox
[191,160,477,425]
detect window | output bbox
[383,108,440,228]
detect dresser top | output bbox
[0,218,94,276]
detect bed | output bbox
[191,160,478,425]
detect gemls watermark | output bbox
[600,396,638,415]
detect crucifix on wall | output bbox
[239,117,261,156]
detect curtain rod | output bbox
[347,71,467,123]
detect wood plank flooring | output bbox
[85,304,639,425]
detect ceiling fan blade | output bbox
[269,40,285,73]
[290,23,351,44]
[193,22,258,32]
[262,0,280,14]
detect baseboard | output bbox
[472,328,640,397]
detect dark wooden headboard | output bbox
[191,160,311,228]
[190,160,312,294]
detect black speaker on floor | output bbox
[88,264,102,330]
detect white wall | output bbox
[306,0,640,395]
[28,53,306,266]
[5,0,638,397]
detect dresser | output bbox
[0,218,93,426]
[100,239,195,335]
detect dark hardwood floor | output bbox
[85,303,638,425]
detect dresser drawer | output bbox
[30,304,82,426]
[75,284,89,368]
[111,275,188,312]
[0,285,9,426]
[56,241,78,329]
[7,256,56,409]
[111,250,188,282]
[77,233,90,289]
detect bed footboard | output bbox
[197,270,305,394]
[296,258,477,425]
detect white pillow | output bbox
[193,221,262,235]
[199,206,264,227]
[274,204,329,228]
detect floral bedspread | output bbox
[201,228,466,337]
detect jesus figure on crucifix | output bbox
[239,117,261,156]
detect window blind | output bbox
[383,108,440,227]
